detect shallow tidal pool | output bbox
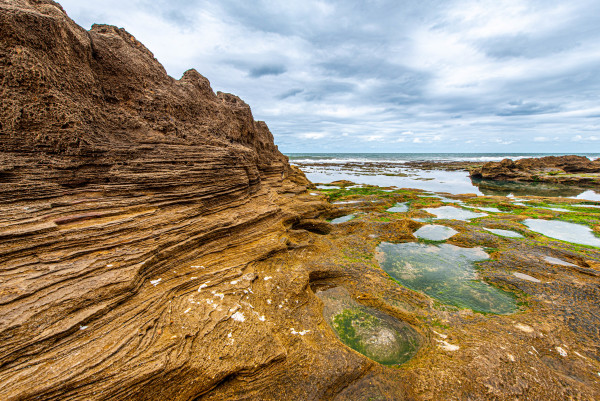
[414,224,458,241]
[484,228,524,238]
[423,206,487,221]
[376,242,517,314]
[330,214,355,224]
[523,219,600,247]
[317,287,420,365]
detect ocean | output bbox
[286,153,600,201]
[286,153,600,164]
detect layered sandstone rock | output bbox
[470,155,600,186]
[0,1,382,400]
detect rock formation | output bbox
[0,1,358,399]
[470,155,600,186]
[3,2,600,401]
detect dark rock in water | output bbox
[470,156,600,187]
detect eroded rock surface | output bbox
[3,2,600,401]
[0,1,379,400]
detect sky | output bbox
[58,0,600,153]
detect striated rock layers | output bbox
[0,1,386,399]
[470,155,600,186]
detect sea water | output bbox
[287,153,600,200]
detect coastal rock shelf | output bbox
[3,1,600,400]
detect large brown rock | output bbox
[470,155,600,186]
[0,2,385,400]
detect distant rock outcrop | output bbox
[470,155,600,186]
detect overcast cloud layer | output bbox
[59,0,600,153]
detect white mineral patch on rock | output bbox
[556,346,567,357]
[231,311,245,322]
[433,330,448,339]
[264,276,272,281]
[290,328,310,335]
[150,278,161,286]
[514,323,534,333]
[435,339,459,351]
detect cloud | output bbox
[249,64,287,78]
[277,88,303,100]
[496,100,560,116]
[299,132,327,140]
[363,135,385,142]
[56,0,600,153]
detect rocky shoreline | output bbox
[1,1,600,400]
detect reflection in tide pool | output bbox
[414,225,458,241]
[424,206,487,221]
[464,205,506,213]
[387,202,409,212]
[330,215,354,224]
[523,219,600,247]
[572,203,600,209]
[316,287,420,365]
[376,242,517,314]
[484,228,524,238]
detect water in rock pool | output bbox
[316,287,420,365]
[414,225,458,241]
[330,214,354,224]
[423,206,487,221]
[376,242,517,314]
[484,228,524,238]
[387,202,409,213]
[523,219,600,247]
